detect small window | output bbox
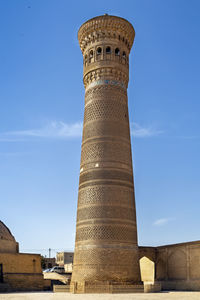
[97,47,102,55]
[122,51,126,58]
[106,46,111,54]
[115,48,120,56]
[89,50,93,58]
[89,50,94,63]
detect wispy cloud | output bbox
[153,218,174,226]
[0,121,162,142]
[0,121,83,141]
[130,122,163,137]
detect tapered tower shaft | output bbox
[71,15,141,292]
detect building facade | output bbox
[0,220,44,292]
[139,241,200,291]
[56,252,74,266]
[41,257,57,270]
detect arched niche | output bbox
[168,249,187,280]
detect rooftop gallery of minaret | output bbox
[71,15,141,293]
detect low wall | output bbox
[0,252,44,291]
[4,273,44,291]
[156,240,200,291]
[139,240,200,291]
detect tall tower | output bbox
[71,15,141,293]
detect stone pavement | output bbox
[1,292,200,300]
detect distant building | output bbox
[0,220,44,292]
[41,257,57,270]
[56,252,73,266]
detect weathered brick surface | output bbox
[139,241,200,291]
[71,15,141,293]
[0,253,44,291]
[0,221,19,254]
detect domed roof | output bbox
[0,220,16,242]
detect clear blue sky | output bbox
[0,0,200,257]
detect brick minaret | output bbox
[70,15,141,293]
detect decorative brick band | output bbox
[85,79,126,92]
[76,225,137,242]
[79,169,133,185]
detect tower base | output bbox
[70,281,144,294]
[70,281,162,294]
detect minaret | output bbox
[71,15,141,293]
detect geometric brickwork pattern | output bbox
[84,99,129,123]
[78,185,135,207]
[82,120,130,141]
[71,15,141,292]
[76,225,137,242]
[77,206,136,222]
[80,141,132,166]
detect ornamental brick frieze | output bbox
[82,120,130,142]
[83,67,129,89]
[83,99,129,123]
[83,57,129,77]
[77,205,136,222]
[80,141,132,167]
[78,15,135,53]
[85,84,127,105]
[78,185,135,208]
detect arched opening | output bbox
[96,47,102,61]
[168,250,187,280]
[96,47,102,55]
[115,48,120,56]
[89,50,93,57]
[122,51,126,65]
[89,50,94,63]
[106,46,111,54]
[122,51,126,58]
[139,256,155,283]
[156,259,166,280]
